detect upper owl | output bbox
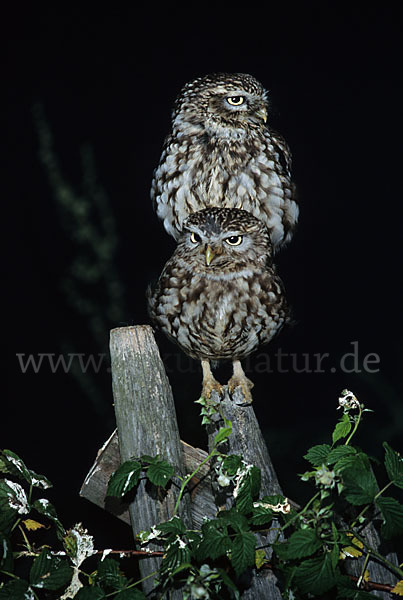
[151,72,299,251]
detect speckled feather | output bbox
[151,73,298,251]
[148,208,290,363]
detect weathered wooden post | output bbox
[207,389,285,599]
[109,325,192,596]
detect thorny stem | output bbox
[275,491,321,542]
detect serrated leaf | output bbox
[295,553,336,595]
[217,568,240,599]
[0,479,29,515]
[286,528,322,559]
[22,519,45,531]
[1,450,52,489]
[222,455,243,476]
[235,467,261,515]
[304,444,332,466]
[161,538,191,574]
[75,587,107,599]
[375,496,403,539]
[198,521,231,560]
[251,504,274,526]
[342,466,378,505]
[391,580,403,596]
[255,548,266,569]
[146,459,174,488]
[96,557,127,590]
[33,498,65,539]
[384,442,403,489]
[213,421,233,446]
[107,461,141,498]
[158,516,187,536]
[332,414,352,444]
[230,530,256,576]
[0,579,34,600]
[327,446,356,466]
[30,548,73,590]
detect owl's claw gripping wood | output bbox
[228,360,254,404]
[201,360,224,400]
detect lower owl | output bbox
[148,207,290,403]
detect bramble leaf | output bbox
[304,444,331,466]
[383,442,403,489]
[214,419,232,446]
[295,553,336,595]
[197,521,231,560]
[30,548,73,590]
[96,557,127,590]
[235,466,261,514]
[75,586,107,599]
[342,466,378,505]
[146,459,174,488]
[158,516,187,536]
[0,579,33,600]
[327,446,356,466]
[107,460,141,498]
[332,414,352,444]
[286,529,322,559]
[375,496,403,539]
[230,529,256,576]
[222,455,243,476]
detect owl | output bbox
[151,72,298,252]
[148,207,290,403]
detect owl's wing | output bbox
[150,132,175,212]
[269,129,293,178]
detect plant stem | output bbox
[351,480,394,528]
[172,448,218,517]
[353,532,403,580]
[275,491,321,541]
[344,404,362,446]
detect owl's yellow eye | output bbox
[225,235,243,246]
[190,232,201,244]
[227,96,245,106]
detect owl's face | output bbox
[173,73,268,132]
[176,208,273,276]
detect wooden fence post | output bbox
[207,389,285,599]
[109,325,192,597]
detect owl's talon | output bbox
[201,359,224,400]
[228,360,254,404]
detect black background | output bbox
[3,5,403,552]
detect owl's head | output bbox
[177,208,273,275]
[173,73,269,133]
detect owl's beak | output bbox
[257,106,268,123]
[205,245,215,266]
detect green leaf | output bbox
[0,579,34,600]
[235,467,261,514]
[230,530,256,576]
[375,496,403,539]
[332,414,352,444]
[216,568,240,599]
[30,548,73,590]
[1,450,52,489]
[286,529,322,559]
[198,521,231,560]
[107,460,141,498]
[213,419,232,446]
[96,557,127,590]
[32,498,65,539]
[0,479,29,517]
[146,459,174,488]
[160,538,191,575]
[342,466,378,505]
[158,516,187,536]
[383,442,403,489]
[251,504,274,526]
[327,446,356,466]
[304,444,331,466]
[75,587,107,599]
[336,575,377,599]
[222,455,243,476]
[295,553,336,595]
